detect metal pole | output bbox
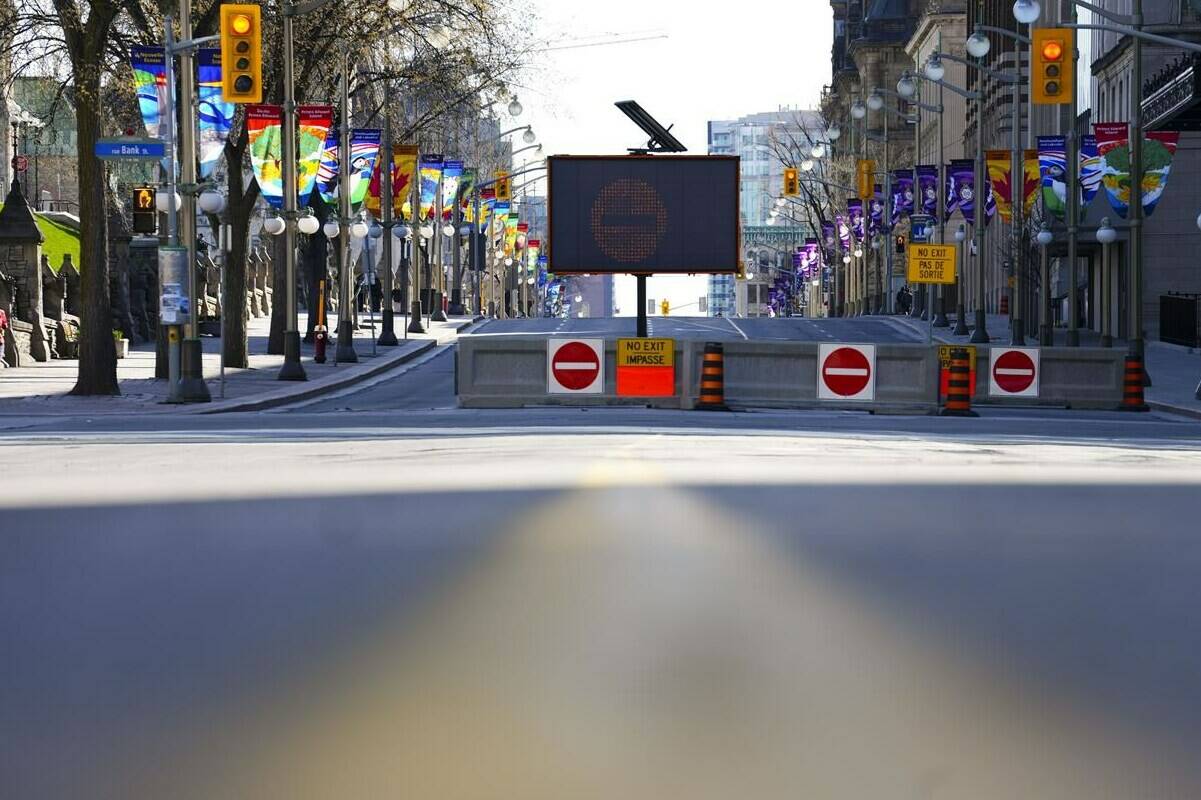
[431,178,448,322]
[450,189,464,314]
[636,275,648,336]
[473,190,482,315]
[275,6,308,380]
[1101,238,1113,347]
[934,66,950,327]
[162,16,184,403]
[176,0,211,400]
[883,115,891,315]
[1066,0,1081,347]
[335,52,358,362]
[1040,238,1051,345]
[969,51,991,344]
[378,93,398,346]
[1129,0,1147,379]
[407,148,425,333]
[1010,20,1026,345]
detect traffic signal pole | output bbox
[277,4,308,379]
[163,15,183,403]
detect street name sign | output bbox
[616,338,674,397]
[95,138,167,160]
[548,339,604,394]
[906,243,957,284]
[989,347,1040,398]
[818,343,876,401]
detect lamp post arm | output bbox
[487,125,533,143]
[800,177,857,194]
[974,23,1031,45]
[928,78,981,102]
[934,50,1020,83]
[1072,0,1135,25]
[1064,22,1201,55]
[475,163,547,190]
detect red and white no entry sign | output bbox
[989,347,1040,397]
[548,339,604,394]
[818,343,876,401]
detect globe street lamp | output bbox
[296,210,319,235]
[1013,0,1041,24]
[508,96,523,117]
[923,54,945,82]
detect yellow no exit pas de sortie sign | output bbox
[906,243,958,285]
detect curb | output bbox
[1147,400,1201,421]
[194,316,484,415]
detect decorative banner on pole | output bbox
[836,214,851,250]
[868,185,884,234]
[441,160,463,222]
[1094,122,1131,217]
[1038,135,1067,219]
[803,238,820,278]
[296,105,332,206]
[890,170,914,225]
[459,168,476,220]
[479,188,496,233]
[348,129,381,211]
[394,145,419,219]
[247,104,284,208]
[848,199,865,240]
[1080,134,1103,209]
[986,150,1014,222]
[821,220,837,257]
[130,45,168,140]
[419,154,444,221]
[1142,131,1179,217]
[316,130,339,205]
[504,212,519,254]
[917,165,939,218]
[949,159,972,223]
[1023,149,1041,217]
[196,49,235,179]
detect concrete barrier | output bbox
[972,346,1125,409]
[457,335,1125,412]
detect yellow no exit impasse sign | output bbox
[906,243,958,284]
[616,338,675,397]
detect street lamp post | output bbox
[1037,224,1054,345]
[1097,217,1117,347]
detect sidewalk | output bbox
[880,311,1201,419]
[0,311,480,416]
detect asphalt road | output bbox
[4,319,1201,798]
[471,313,927,343]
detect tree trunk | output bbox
[70,58,118,395]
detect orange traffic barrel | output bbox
[695,342,728,411]
[940,347,978,417]
[1119,355,1150,412]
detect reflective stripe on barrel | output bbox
[940,347,978,417]
[1120,355,1149,412]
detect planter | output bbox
[115,338,129,359]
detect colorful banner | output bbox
[821,221,837,257]
[479,189,496,234]
[419,154,444,221]
[848,199,865,240]
[247,104,284,208]
[1023,150,1041,217]
[949,159,974,224]
[1038,135,1068,219]
[394,145,419,219]
[836,214,851,250]
[986,150,1014,222]
[349,129,381,210]
[441,160,463,222]
[459,168,476,221]
[503,212,519,254]
[296,105,333,206]
[891,170,914,226]
[868,185,884,234]
[1095,123,1180,218]
[917,165,939,218]
[196,49,235,180]
[1080,135,1103,209]
[802,238,820,278]
[130,45,168,140]
[316,130,339,205]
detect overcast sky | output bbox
[517,0,834,315]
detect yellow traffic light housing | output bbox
[856,159,875,201]
[783,167,799,197]
[220,4,263,104]
[132,186,156,234]
[1032,28,1073,105]
[660,299,670,316]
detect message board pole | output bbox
[636,275,648,337]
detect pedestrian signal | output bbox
[132,187,156,234]
[220,4,263,103]
[783,167,799,197]
[1032,28,1073,105]
[895,234,905,254]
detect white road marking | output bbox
[724,317,749,340]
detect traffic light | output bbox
[895,234,905,254]
[220,4,263,103]
[783,167,799,197]
[132,186,156,234]
[856,159,875,201]
[660,299,670,316]
[1032,28,1073,105]
[495,171,511,202]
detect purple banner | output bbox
[803,237,820,278]
[836,214,851,250]
[891,170,914,226]
[848,199,865,240]
[950,159,974,224]
[917,165,939,217]
[868,185,885,234]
